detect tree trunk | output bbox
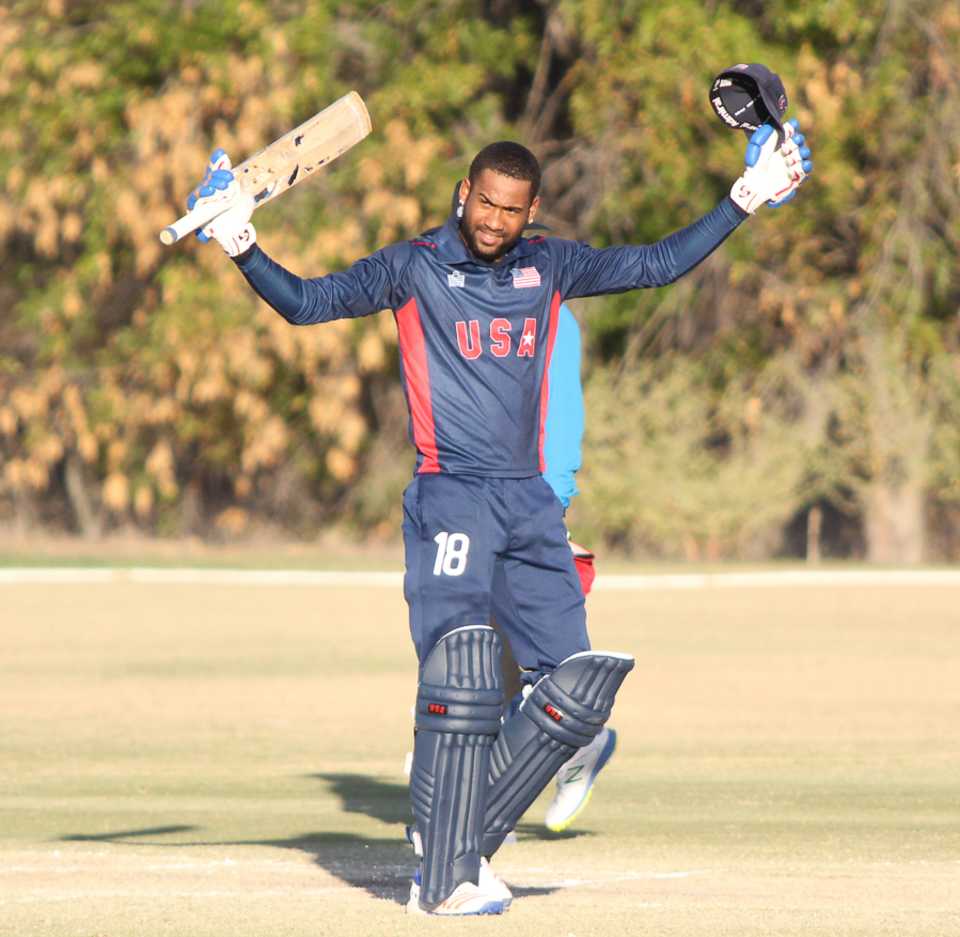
[180,479,203,535]
[864,482,925,564]
[806,505,822,564]
[11,489,36,538]
[64,452,103,539]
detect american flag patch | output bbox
[511,266,541,289]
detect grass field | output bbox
[1,576,958,936]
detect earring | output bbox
[457,200,464,219]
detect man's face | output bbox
[459,170,540,263]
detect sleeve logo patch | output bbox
[511,266,541,289]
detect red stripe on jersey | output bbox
[537,292,562,472]
[396,298,441,473]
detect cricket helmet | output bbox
[710,63,789,143]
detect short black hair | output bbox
[468,141,541,198]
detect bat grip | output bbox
[158,198,232,246]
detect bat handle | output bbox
[158,198,232,246]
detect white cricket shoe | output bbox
[405,869,505,916]
[544,727,618,833]
[479,857,513,908]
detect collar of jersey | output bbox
[432,213,541,267]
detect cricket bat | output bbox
[159,91,372,246]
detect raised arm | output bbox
[232,243,408,325]
[559,197,746,299]
[560,118,813,299]
[183,148,409,324]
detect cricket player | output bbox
[187,123,812,914]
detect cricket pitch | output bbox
[1,577,958,936]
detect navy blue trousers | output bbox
[402,474,589,673]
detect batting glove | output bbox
[729,119,813,214]
[187,149,257,256]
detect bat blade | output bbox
[160,91,371,246]
[237,90,371,208]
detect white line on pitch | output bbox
[530,868,709,889]
[0,568,959,588]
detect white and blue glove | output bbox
[730,118,813,214]
[187,149,257,256]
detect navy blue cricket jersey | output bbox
[233,196,747,477]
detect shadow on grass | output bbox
[307,772,411,825]
[307,772,594,844]
[58,772,581,904]
[62,824,198,841]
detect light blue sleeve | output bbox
[542,304,584,509]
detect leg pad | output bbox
[481,650,634,856]
[410,626,503,909]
